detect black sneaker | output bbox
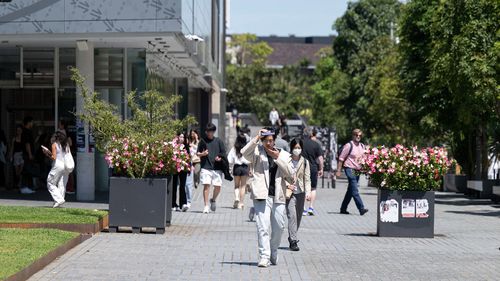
[340,210,350,214]
[289,240,300,251]
[210,198,216,212]
[360,209,369,216]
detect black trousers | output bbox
[172,171,188,208]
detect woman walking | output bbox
[172,132,189,212]
[10,125,24,191]
[189,129,201,188]
[43,131,71,208]
[241,127,293,268]
[228,133,250,209]
[285,138,311,251]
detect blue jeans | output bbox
[340,168,365,212]
[185,171,194,204]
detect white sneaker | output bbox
[202,206,210,214]
[53,200,65,208]
[20,187,35,194]
[181,204,189,212]
[257,258,270,268]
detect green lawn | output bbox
[0,206,107,224]
[0,228,79,280]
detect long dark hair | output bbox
[234,133,248,158]
[189,129,199,143]
[54,130,68,150]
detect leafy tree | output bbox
[310,48,350,138]
[399,0,500,179]
[226,33,317,125]
[330,0,403,143]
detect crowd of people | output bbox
[1,112,369,268]
[0,117,75,208]
[167,115,369,268]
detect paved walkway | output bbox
[3,178,500,281]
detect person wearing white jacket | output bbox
[241,127,294,268]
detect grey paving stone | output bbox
[2,178,499,281]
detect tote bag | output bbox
[64,147,75,173]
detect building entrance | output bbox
[0,88,76,189]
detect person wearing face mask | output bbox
[284,138,311,251]
[241,127,294,268]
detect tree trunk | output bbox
[474,127,482,180]
[481,127,489,180]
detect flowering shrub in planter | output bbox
[105,136,191,178]
[71,68,195,179]
[360,144,454,191]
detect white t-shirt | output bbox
[227,147,250,166]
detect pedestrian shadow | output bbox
[435,199,498,207]
[220,261,257,267]
[342,233,377,237]
[326,211,350,215]
[445,210,500,217]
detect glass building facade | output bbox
[0,0,226,199]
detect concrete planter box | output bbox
[492,186,500,203]
[109,177,172,234]
[467,180,499,199]
[443,174,467,193]
[377,189,435,238]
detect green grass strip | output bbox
[0,228,80,280]
[0,206,107,224]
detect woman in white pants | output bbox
[241,128,293,268]
[43,131,70,208]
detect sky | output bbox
[227,0,351,36]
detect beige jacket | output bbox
[285,156,312,195]
[241,139,294,204]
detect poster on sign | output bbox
[379,199,399,223]
[402,199,415,218]
[416,199,429,218]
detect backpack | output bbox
[337,141,364,164]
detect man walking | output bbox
[197,123,226,214]
[336,129,369,215]
[301,128,323,215]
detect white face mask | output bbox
[292,148,302,156]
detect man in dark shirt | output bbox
[301,128,323,215]
[197,123,226,214]
[20,116,35,194]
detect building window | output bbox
[23,48,55,87]
[94,48,123,88]
[0,47,20,87]
[59,48,76,88]
[211,0,219,64]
